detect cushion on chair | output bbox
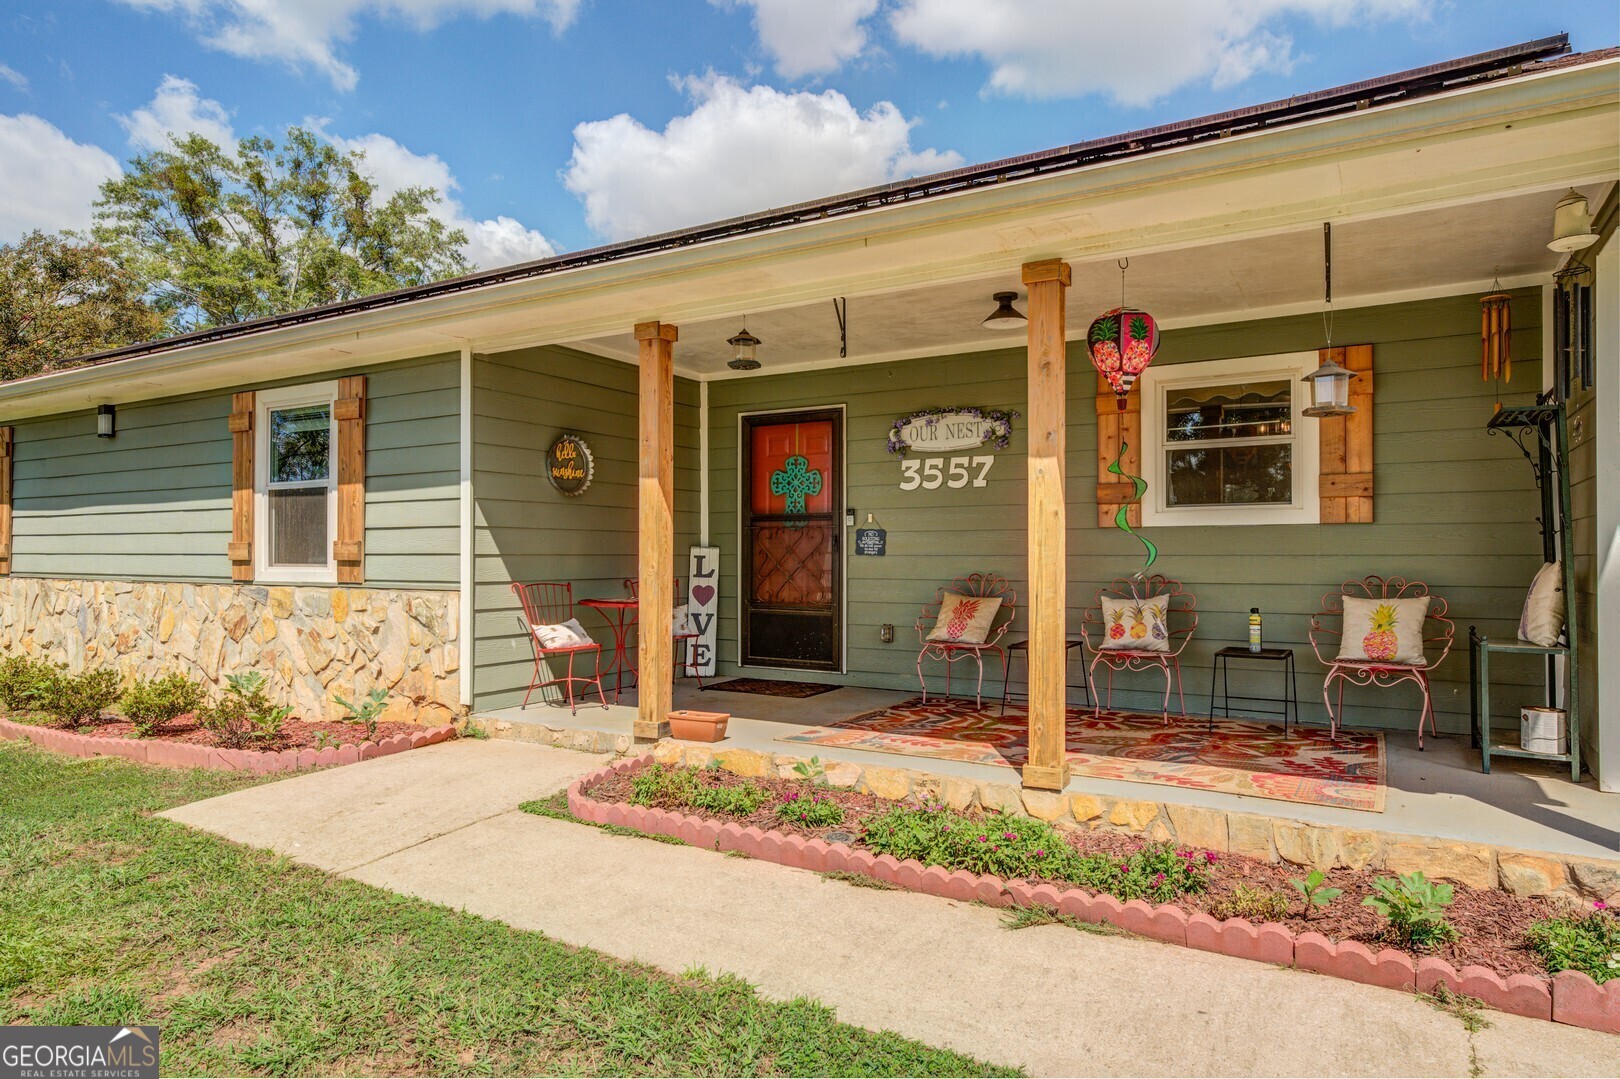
[672,604,695,637]
[926,593,1003,644]
[533,618,594,649]
[1336,595,1430,665]
[1099,594,1171,652]
[1518,562,1564,647]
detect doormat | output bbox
[707,678,841,699]
[779,696,1384,812]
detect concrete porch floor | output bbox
[477,684,1619,863]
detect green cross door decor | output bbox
[770,455,823,514]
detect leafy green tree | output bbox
[94,126,472,332]
[0,231,165,381]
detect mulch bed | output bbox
[3,712,422,753]
[582,766,1567,979]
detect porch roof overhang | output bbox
[0,43,1615,418]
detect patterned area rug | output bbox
[707,678,841,698]
[779,696,1385,812]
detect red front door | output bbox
[741,410,843,670]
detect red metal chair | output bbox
[1080,575,1197,722]
[511,581,607,714]
[914,573,1015,709]
[1309,575,1454,747]
[625,577,706,688]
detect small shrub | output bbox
[121,672,207,736]
[791,756,829,785]
[774,790,844,828]
[1526,907,1619,983]
[334,687,390,740]
[0,655,60,713]
[200,671,291,749]
[39,667,122,727]
[1363,872,1459,950]
[1289,869,1344,920]
[1210,883,1291,922]
[627,764,769,818]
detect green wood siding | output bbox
[471,346,700,710]
[8,353,460,589]
[706,290,1546,734]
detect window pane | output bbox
[270,487,328,566]
[1167,444,1293,506]
[1166,381,1291,442]
[270,404,331,483]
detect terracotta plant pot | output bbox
[668,710,730,742]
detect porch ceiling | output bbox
[571,184,1611,378]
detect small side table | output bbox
[1000,638,1090,714]
[1207,647,1297,734]
[578,597,639,702]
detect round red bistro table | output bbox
[577,597,638,702]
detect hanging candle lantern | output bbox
[1087,260,1160,571]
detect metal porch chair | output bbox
[625,577,706,688]
[511,581,607,714]
[914,573,1015,709]
[1080,575,1197,722]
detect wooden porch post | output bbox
[1022,259,1071,791]
[635,321,677,742]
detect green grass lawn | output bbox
[0,741,1016,1077]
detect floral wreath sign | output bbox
[886,407,1018,457]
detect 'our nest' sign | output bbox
[887,408,1017,456]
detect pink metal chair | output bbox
[1309,575,1454,748]
[914,573,1015,709]
[511,581,607,714]
[1080,575,1197,722]
[625,577,706,688]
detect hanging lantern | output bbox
[727,324,761,371]
[1087,307,1160,404]
[1300,353,1356,417]
[1548,188,1597,253]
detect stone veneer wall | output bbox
[0,578,461,725]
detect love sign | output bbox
[686,546,719,677]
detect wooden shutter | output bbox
[1318,344,1374,523]
[1095,373,1142,527]
[334,375,366,583]
[0,427,13,576]
[228,392,254,581]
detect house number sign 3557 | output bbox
[899,455,994,490]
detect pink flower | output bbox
[1152,872,1166,886]
[1204,851,1219,864]
[1597,901,1609,911]
[977,835,988,842]
[1003,831,1017,841]
[1033,849,1045,857]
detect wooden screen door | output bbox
[741,409,843,671]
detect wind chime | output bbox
[1480,275,1512,413]
[1087,259,1161,569]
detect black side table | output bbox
[1000,638,1090,714]
[1207,647,1297,734]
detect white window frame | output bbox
[255,381,339,584]
[1140,352,1321,528]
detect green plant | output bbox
[0,655,58,713]
[39,667,122,728]
[1362,872,1459,950]
[120,672,207,737]
[774,790,845,828]
[200,671,292,749]
[1525,907,1619,983]
[820,871,899,891]
[791,756,829,785]
[1000,905,1121,936]
[627,764,769,818]
[1289,869,1344,920]
[333,687,389,739]
[1210,883,1291,922]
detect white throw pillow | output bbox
[1518,562,1565,647]
[1099,594,1170,653]
[533,618,593,649]
[926,593,1003,644]
[1337,596,1430,665]
[672,604,694,636]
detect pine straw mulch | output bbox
[582,765,1572,979]
[6,712,423,752]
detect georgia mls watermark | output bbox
[1,1027,159,1079]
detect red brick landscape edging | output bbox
[0,716,457,774]
[565,755,1619,1035]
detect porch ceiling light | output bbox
[981,291,1026,330]
[1548,188,1597,252]
[727,325,761,371]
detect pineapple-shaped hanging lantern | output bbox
[1088,308,1160,404]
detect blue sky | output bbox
[1,1,1614,268]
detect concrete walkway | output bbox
[161,740,1618,1077]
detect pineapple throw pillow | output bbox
[926,593,1003,644]
[1099,595,1171,652]
[1337,595,1431,665]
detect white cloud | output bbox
[118,75,236,149]
[716,0,879,79]
[0,63,27,91]
[0,114,121,240]
[890,0,1432,106]
[116,0,580,91]
[320,128,557,268]
[562,74,962,242]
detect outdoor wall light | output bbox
[1548,188,1598,252]
[981,291,1026,330]
[96,403,116,438]
[727,324,762,371]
